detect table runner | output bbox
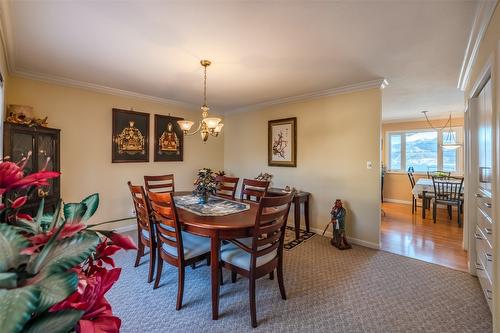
[174,195,250,216]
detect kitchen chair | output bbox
[220,193,294,327]
[431,176,464,226]
[215,175,240,200]
[148,191,211,310]
[144,174,175,193]
[127,182,156,283]
[427,170,451,179]
[240,178,270,202]
[408,167,432,214]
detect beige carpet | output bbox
[107,234,492,332]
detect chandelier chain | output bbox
[203,64,208,107]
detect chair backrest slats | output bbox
[147,191,184,261]
[241,179,270,202]
[432,176,464,201]
[144,174,175,193]
[215,176,239,200]
[247,193,293,269]
[127,182,154,243]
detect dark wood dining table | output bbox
[174,192,258,320]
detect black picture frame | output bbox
[112,108,149,163]
[268,117,297,167]
[154,114,184,162]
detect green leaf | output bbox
[0,286,40,333]
[49,200,62,230]
[63,202,87,224]
[0,224,29,273]
[38,231,100,276]
[35,198,46,232]
[81,193,99,221]
[27,215,69,275]
[39,213,54,233]
[0,272,17,288]
[10,219,36,234]
[34,271,78,312]
[24,309,84,333]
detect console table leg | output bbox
[304,199,310,232]
[294,200,300,240]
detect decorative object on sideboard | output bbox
[6,104,48,127]
[268,117,297,167]
[154,114,184,162]
[3,122,60,216]
[193,168,217,204]
[255,172,273,181]
[322,199,352,250]
[112,108,149,163]
[177,60,223,142]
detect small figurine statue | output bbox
[322,199,352,250]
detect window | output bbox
[387,127,463,174]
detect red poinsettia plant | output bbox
[0,154,136,333]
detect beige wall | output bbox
[464,3,500,330]
[6,76,224,224]
[381,118,464,202]
[224,88,382,248]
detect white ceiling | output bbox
[2,1,478,120]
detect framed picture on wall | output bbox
[268,117,297,167]
[112,108,149,163]
[154,114,184,162]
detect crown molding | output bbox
[382,112,464,124]
[225,78,388,114]
[12,68,200,111]
[457,0,498,91]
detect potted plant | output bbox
[193,168,217,204]
[0,156,136,333]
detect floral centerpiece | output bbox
[193,168,217,204]
[0,155,136,333]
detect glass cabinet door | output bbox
[11,131,35,174]
[37,133,58,198]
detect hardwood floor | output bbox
[381,202,468,272]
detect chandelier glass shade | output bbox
[177,59,223,142]
[421,111,462,150]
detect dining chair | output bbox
[144,174,175,193]
[147,191,211,310]
[427,170,451,179]
[240,178,270,202]
[220,192,294,327]
[127,181,156,283]
[407,168,432,215]
[431,176,464,226]
[215,175,240,200]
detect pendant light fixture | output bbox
[421,111,462,150]
[177,60,223,142]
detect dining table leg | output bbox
[210,233,221,320]
[422,191,427,219]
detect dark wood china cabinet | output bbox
[3,122,61,215]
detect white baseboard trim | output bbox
[384,198,412,205]
[309,226,380,250]
[118,221,381,250]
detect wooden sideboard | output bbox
[267,188,310,239]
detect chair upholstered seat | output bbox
[221,237,277,270]
[161,232,211,259]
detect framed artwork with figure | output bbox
[154,114,184,162]
[112,108,149,163]
[268,117,297,167]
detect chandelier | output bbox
[177,60,223,142]
[421,111,462,150]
